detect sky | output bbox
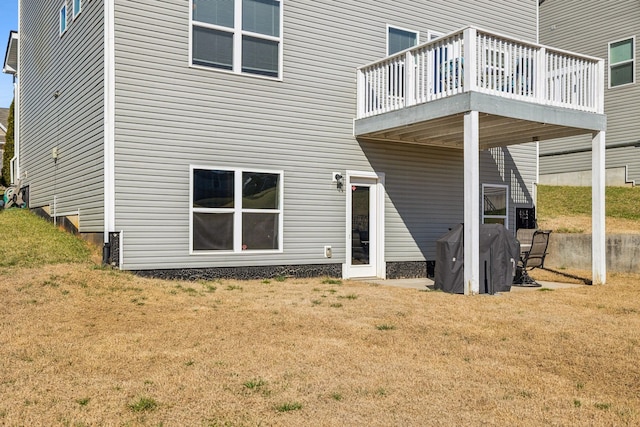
[0,0,18,108]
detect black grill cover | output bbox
[434,223,520,294]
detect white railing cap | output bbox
[357,25,603,71]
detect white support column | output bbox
[592,130,606,285]
[464,111,480,295]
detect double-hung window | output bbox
[609,37,635,88]
[191,0,283,78]
[191,167,283,252]
[60,3,67,36]
[482,184,509,227]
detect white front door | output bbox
[346,173,384,278]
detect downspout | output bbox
[103,0,116,264]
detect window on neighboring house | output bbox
[387,25,418,55]
[609,37,635,87]
[191,0,282,78]
[482,184,509,227]
[191,167,283,252]
[73,0,82,19]
[60,3,67,35]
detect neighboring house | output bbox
[3,0,607,292]
[0,107,7,175]
[539,0,640,186]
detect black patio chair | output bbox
[513,229,552,287]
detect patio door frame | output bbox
[344,171,385,279]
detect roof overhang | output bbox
[3,31,18,75]
[354,92,606,149]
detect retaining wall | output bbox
[546,233,640,273]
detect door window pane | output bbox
[193,0,234,27]
[242,172,279,208]
[388,26,417,55]
[193,169,234,208]
[242,0,280,37]
[193,27,234,70]
[242,213,279,250]
[242,36,279,77]
[193,213,234,250]
[352,186,370,265]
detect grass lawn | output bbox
[537,185,640,233]
[1,210,640,425]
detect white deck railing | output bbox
[357,27,604,119]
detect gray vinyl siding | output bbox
[18,0,104,231]
[113,0,538,270]
[539,0,640,182]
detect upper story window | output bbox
[59,3,67,35]
[387,25,418,55]
[482,184,509,228]
[73,0,82,19]
[191,0,283,79]
[609,37,635,88]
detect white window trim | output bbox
[428,30,444,41]
[608,36,635,89]
[386,24,419,56]
[189,165,284,255]
[188,0,284,81]
[59,3,67,36]
[482,183,509,228]
[72,0,82,20]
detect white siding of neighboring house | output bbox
[539,0,640,183]
[111,0,539,270]
[18,0,105,231]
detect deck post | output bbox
[535,47,546,103]
[592,130,606,285]
[464,110,480,295]
[405,51,416,107]
[463,27,477,92]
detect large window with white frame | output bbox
[387,25,418,55]
[190,0,283,78]
[191,167,283,252]
[59,3,67,35]
[609,37,635,88]
[482,184,509,227]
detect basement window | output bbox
[482,184,509,228]
[190,167,283,253]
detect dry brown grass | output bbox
[1,262,639,426]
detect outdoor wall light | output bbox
[335,173,343,190]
